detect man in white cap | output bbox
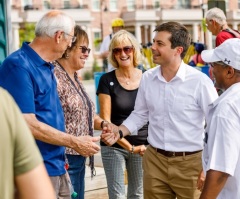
[200,38,240,199]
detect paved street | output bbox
[82,79,109,198]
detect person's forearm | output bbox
[119,125,131,137]
[94,114,105,130]
[200,170,229,199]
[117,138,132,151]
[24,114,75,148]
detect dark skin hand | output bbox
[199,169,229,199]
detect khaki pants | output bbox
[143,146,202,199]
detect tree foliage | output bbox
[19,23,35,46]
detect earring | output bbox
[57,40,59,44]
[65,53,69,59]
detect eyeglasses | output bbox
[64,32,77,43]
[205,19,213,27]
[78,46,91,54]
[112,46,134,55]
[210,61,227,68]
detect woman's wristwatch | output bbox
[100,120,108,129]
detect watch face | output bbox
[119,129,123,139]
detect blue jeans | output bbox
[66,154,86,199]
[101,145,143,199]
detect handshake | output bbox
[100,121,146,156]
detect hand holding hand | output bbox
[101,123,119,146]
[72,135,100,157]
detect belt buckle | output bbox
[168,151,175,157]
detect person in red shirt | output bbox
[205,7,240,47]
[205,7,240,94]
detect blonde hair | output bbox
[108,30,142,68]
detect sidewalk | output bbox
[84,129,109,198]
[85,166,108,198]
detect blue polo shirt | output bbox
[0,42,65,176]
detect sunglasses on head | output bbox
[78,46,91,54]
[112,46,134,55]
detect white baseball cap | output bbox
[201,38,240,70]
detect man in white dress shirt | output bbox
[199,38,240,199]
[101,21,218,199]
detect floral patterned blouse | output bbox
[53,61,95,155]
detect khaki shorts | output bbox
[50,173,71,199]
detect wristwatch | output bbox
[119,129,123,139]
[100,120,107,129]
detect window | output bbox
[92,0,100,11]
[43,0,50,9]
[127,0,135,11]
[175,0,190,9]
[22,0,32,6]
[22,0,33,10]
[225,0,229,10]
[109,0,117,11]
[154,0,160,9]
[63,0,70,9]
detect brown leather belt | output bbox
[151,146,202,157]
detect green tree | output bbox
[19,22,35,47]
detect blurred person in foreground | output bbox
[101,22,218,199]
[53,25,106,199]
[97,29,148,199]
[0,10,100,198]
[100,17,125,72]
[0,87,55,199]
[199,38,240,199]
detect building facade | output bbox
[10,0,240,72]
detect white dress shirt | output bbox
[202,83,240,199]
[123,62,218,151]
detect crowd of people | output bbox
[0,7,240,199]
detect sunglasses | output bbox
[64,32,77,43]
[112,46,134,55]
[78,46,91,54]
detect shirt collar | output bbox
[211,82,240,108]
[153,61,186,82]
[22,42,51,68]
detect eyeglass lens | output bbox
[64,32,76,43]
[112,46,134,55]
[79,46,91,54]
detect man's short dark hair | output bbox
[154,22,191,58]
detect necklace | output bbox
[118,69,139,85]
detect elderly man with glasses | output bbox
[205,7,240,47]
[199,38,240,199]
[0,10,100,199]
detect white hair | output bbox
[205,7,226,26]
[35,10,75,38]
